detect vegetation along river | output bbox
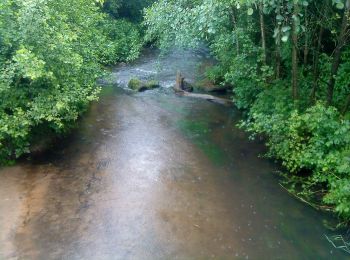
[0,49,348,259]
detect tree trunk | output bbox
[230,8,240,55]
[311,26,324,102]
[275,5,282,79]
[303,7,309,66]
[180,92,234,106]
[276,42,281,78]
[327,0,350,106]
[175,71,184,91]
[342,88,350,115]
[292,2,299,100]
[259,3,267,65]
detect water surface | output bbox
[0,49,347,259]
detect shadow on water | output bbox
[0,48,348,259]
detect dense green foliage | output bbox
[103,0,155,22]
[0,0,143,164]
[144,0,350,224]
[100,19,142,64]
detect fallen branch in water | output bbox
[174,71,234,106]
[174,89,234,106]
[325,234,350,254]
[279,183,333,212]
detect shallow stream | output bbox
[0,49,347,259]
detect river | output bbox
[0,49,348,259]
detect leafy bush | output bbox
[224,56,262,110]
[325,179,350,219]
[0,0,143,164]
[99,19,142,64]
[245,99,350,220]
[205,65,226,85]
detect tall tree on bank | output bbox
[327,0,350,105]
[292,1,300,100]
[258,2,267,65]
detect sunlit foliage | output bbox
[0,0,143,163]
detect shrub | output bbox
[99,19,142,65]
[245,99,350,220]
[0,0,142,164]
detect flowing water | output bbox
[0,49,348,259]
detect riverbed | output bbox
[0,49,347,259]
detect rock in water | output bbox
[128,78,143,91]
[128,78,160,92]
[175,71,193,92]
[183,81,194,92]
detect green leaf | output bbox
[281,35,289,42]
[282,26,291,32]
[276,14,284,20]
[336,2,344,9]
[247,8,254,16]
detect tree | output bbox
[291,1,300,100]
[0,0,143,163]
[327,0,350,105]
